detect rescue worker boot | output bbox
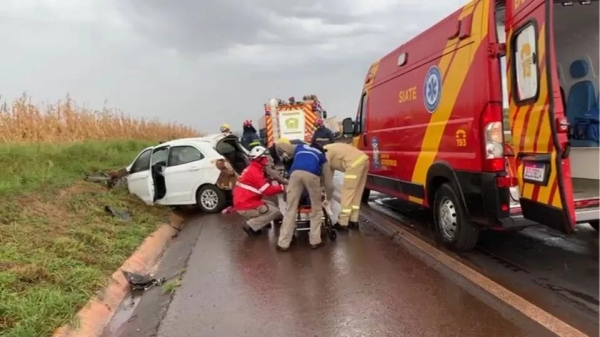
[333,223,348,231]
[349,221,359,230]
[242,224,262,237]
[310,242,325,249]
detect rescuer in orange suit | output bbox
[323,143,369,230]
[233,146,285,236]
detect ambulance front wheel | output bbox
[433,183,479,251]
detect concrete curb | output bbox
[53,224,178,337]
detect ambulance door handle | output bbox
[362,134,368,147]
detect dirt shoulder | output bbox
[0,140,172,336]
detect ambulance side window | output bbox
[512,22,539,102]
[354,93,367,135]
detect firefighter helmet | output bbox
[249,146,267,159]
[220,123,231,132]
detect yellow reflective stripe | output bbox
[249,141,261,145]
[350,155,368,168]
[345,174,357,179]
[341,208,352,213]
[352,205,360,210]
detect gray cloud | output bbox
[0,0,468,133]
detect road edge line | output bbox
[359,208,588,337]
[52,223,178,337]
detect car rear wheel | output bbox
[196,185,227,213]
[433,183,479,251]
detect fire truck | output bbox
[257,95,329,146]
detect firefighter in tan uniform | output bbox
[323,143,369,230]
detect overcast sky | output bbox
[0,0,468,133]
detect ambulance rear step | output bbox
[507,186,599,224]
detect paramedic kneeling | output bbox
[276,140,333,251]
[233,146,285,237]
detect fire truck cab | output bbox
[342,0,599,251]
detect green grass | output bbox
[0,140,173,337]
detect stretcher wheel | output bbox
[329,229,337,241]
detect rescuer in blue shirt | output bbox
[275,138,333,251]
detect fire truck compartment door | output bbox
[279,109,306,141]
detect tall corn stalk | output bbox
[0,94,201,143]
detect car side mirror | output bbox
[342,117,354,136]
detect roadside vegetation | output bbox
[0,95,200,336]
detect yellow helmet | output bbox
[220,123,231,132]
[276,137,290,145]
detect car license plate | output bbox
[523,162,547,184]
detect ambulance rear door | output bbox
[505,0,575,233]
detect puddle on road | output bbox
[104,290,144,335]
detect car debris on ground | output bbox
[122,271,165,291]
[104,206,132,222]
[84,168,128,189]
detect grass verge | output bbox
[0,140,173,336]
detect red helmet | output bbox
[315,118,324,126]
[243,120,252,127]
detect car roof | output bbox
[159,133,232,147]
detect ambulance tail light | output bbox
[481,102,504,172]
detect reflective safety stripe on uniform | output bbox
[338,159,369,225]
[237,182,270,195]
[350,155,368,169]
[249,140,261,146]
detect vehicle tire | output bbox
[433,183,479,251]
[196,185,227,213]
[329,229,337,241]
[361,188,371,203]
[589,220,599,232]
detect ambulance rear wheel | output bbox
[433,183,479,251]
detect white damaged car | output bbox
[125,134,250,213]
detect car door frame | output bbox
[150,145,171,204]
[505,0,575,233]
[162,143,212,205]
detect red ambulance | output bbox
[342,0,599,250]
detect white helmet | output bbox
[249,146,267,159]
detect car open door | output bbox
[126,148,156,205]
[505,0,575,233]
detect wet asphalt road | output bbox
[153,214,535,337]
[369,196,599,336]
[104,173,597,337]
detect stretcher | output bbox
[274,165,340,242]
